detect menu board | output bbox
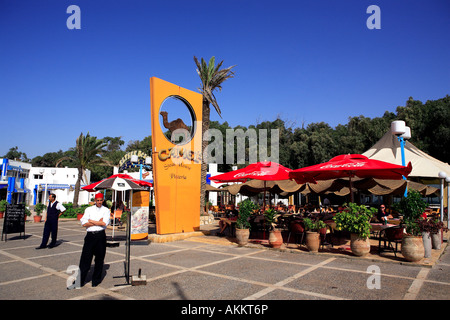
[2,204,25,241]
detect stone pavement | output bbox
[0,219,449,313]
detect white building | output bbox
[1,158,91,206]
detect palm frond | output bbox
[193,55,236,118]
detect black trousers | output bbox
[40,217,58,247]
[78,230,106,285]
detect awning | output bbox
[40,183,70,190]
[38,184,85,190]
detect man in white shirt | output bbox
[77,192,110,287]
[36,193,66,249]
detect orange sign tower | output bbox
[150,77,203,234]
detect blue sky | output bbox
[1,0,449,159]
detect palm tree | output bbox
[56,132,111,207]
[194,56,235,214]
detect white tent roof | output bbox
[362,130,450,179]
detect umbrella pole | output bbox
[349,176,354,203]
[112,190,116,240]
[263,181,266,240]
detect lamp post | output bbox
[391,121,411,197]
[438,171,447,222]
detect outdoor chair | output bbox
[286,219,305,246]
[111,209,123,226]
[378,225,404,257]
[319,224,334,249]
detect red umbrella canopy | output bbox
[289,154,412,184]
[107,174,153,188]
[82,179,104,192]
[81,173,152,192]
[210,161,292,183]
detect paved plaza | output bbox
[1,218,449,313]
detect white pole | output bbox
[439,172,447,222]
[446,177,450,229]
[112,190,116,239]
[441,178,444,222]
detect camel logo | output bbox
[159,96,196,145]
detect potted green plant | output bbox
[395,189,428,262]
[75,207,85,220]
[303,218,327,252]
[0,199,8,218]
[333,203,376,256]
[34,203,46,223]
[418,218,448,251]
[236,199,258,246]
[25,206,32,221]
[265,208,283,248]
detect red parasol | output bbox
[210,161,292,183]
[289,154,412,202]
[82,173,152,192]
[210,161,292,239]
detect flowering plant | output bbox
[418,218,448,234]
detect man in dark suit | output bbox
[36,193,66,249]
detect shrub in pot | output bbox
[333,203,376,256]
[235,199,259,246]
[303,218,327,252]
[25,206,32,221]
[35,203,46,215]
[395,190,428,262]
[34,203,46,223]
[265,208,283,248]
[0,199,7,218]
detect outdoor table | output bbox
[370,223,395,238]
[220,217,237,237]
[387,218,401,225]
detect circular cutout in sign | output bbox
[159,95,196,145]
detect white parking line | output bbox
[403,268,430,300]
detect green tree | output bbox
[103,136,125,152]
[31,150,71,167]
[56,132,111,207]
[3,146,29,162]
[194,56,235,213]
[125,136,152,154]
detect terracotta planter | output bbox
[34,215,42,223]
[269,229,283,248]
[305,231,320,252]
[235,228,250,246]
[350,233,371,257]
[401,235,424,262]
[77,213,83,221]
[0,212,4,219]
